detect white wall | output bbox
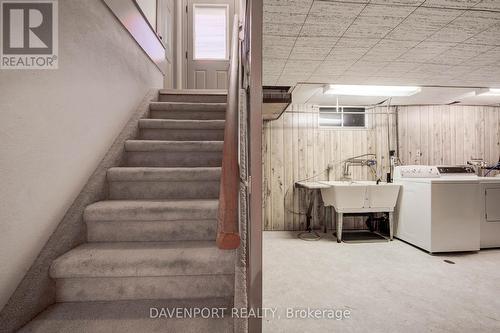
[0,0,163,310]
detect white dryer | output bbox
[394,166,480,253]
[478,176,500,248]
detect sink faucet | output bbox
[342,154,377,180]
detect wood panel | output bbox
[263,104,500,231]
[262,104,396,231]
[397,105,500,167]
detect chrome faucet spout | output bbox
[342,154,378,179]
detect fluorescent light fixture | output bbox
[324,84,421,97]
[476,88,500,96]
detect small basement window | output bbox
[318,106,366,128]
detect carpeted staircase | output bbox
[20,90,236,332]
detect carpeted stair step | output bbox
[125,140,223,167]
[19,299,234,333]
[85,199,218,242]
[107,167,220,200]
[138,119,225,141]
[149,102,226,120]
[159,89,227,103]
[50,242,235,302]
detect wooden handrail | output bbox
[216,15,241,250]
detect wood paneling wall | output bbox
[262,104,396,231]
[263,104,500,231]
[398,105,500,166]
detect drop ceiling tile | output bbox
[263,11,306,36]
[422,0,482,9]
[263,0,313,14]
[300,19,355,37]
[294,36,339,48]
[263,35,296,59]
[344,4,416,38]
[371,0,424,5]
[263,75,279,86]
[466,23,500,46]
[359,3,417,17]
[264,10,307,24]
[466,46,500,66]
[324,37,380,61]
[308,1,367,19]
[468,66,500,76]
[320,0,370,3]
[413,64,477,78]
[326,51,367,63]
[300,2,366,37]
[402,71,432,79]
[429,43,494,64]
[262,0,500,88]
[289,37,339,60]
[386,7,462,41]
[289,47,332,60]
[348,60,391,75]
[281,60,322,77]
[427,11,499,43]
[461,67,500,85]
[335,37,381,49]
[376,61,421,75]
[264,21,304,37]
[473,0,500,10]
[397,41,458,62]
[263,59,287,76]
[362,40,419,61]
[313,61,352,76]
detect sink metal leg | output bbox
[336,212,343,243]
[298,189,321,241]
[389,212,394,241]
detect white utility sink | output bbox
[319,181,401,213]
[319,181,401,242]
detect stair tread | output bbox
[139,119,225,129]
[87,218,216,242]
[50,241,235,278]
[149,102,226,111]
[107,167,221,182]
[19,299,233,333]
[160,89,227,95]
[125,140,223,152]
[84,199,219,221]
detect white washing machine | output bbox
[394,165,480,253]
[478,176,500,248]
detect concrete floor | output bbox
[263,231,500,333]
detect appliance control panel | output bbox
[394,165,478,179]
[437,166,475,174]
[394,165,440,178]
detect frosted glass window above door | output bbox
[193,5,228,60]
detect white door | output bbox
[187,0,235,89]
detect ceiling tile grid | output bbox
[263,0,500,87]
